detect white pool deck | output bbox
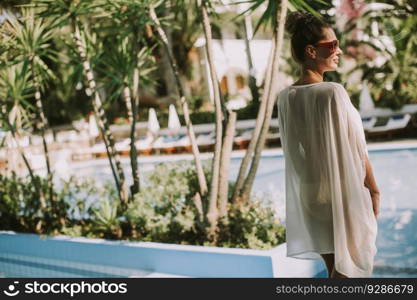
[0,231,325,278]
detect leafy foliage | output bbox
[344,0,417,109]
[0,163,286,249]
[0,172,69,233]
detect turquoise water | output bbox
[67,147,417,278]
[2,148,417,277]
[250,150,417,278]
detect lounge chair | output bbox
[367,114,411,132]
[152,134,185,154]
[361,117,377,131]
[266,129,281,146]
[135,134,154,155]
[366,113,411,139]
[234,129,253,149]
[115,138,131,156]
[89,142,108,158]
[195,132,215,152]
[174,135,193,153]
[56,130,78,143]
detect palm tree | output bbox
[217,109,236,218]
[242,12,260,103]
[97,0,158,196]
[34,0,129,204]
[5,9,58,204]
[167,0,207,100]
[97,37,156,196]
[240,0,288,201]
[198,0,227,238]
[149,3,209,201]
[0,62,43,202]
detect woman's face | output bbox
[306,27,343,72]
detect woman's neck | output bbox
[294,68,324,85]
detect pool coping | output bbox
[0,231,326,278]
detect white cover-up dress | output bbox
[277,81,378,277]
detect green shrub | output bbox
[124,162,209,244]
[0,172,69,234]
[0,162,286,250]
[124,161,286,249]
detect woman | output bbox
[277,12,380,278]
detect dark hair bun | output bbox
[285,11,330,62]
[285,11,315,36]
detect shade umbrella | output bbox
[168,104,181,133]
[148,108,160,135]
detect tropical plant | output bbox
[0,172,69,233]
[34,0,129,204]
[92,197,122,238]
[164,0,207,99]
[4,9,58,204]
[124,161,285,248]
[196,0,232,240]
[0,62,36,182]
[345,0,417,108]
[0,163,286,249]
[97,0,158,196]
[149,1,209,202]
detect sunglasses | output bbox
[314,40,339,52]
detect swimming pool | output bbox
[67,146,417,278]
[2,145,417,277]
[250,148,417,278]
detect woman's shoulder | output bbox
[278,82,348,100]
[312,82,350,102]
[314,81,346,93]
[285,81,346,92]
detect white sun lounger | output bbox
[367,113,411,133]
[135,135,154,154]
[196,132,216,147]
[361,117,378,131]
[152,135,186,154]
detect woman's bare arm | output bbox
[364,155,380,217]
[364,156,379,193]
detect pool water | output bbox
[249,149,417,278]
[2,147,417,278]
[66,147,417,278]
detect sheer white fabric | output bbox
[277,82,378,277]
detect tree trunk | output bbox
[157,5,177,99]
[231,37,276,204]
[72,19,129,204]
[200,1,224,238]
[122,85,140,195]
[218,110,236,218]
[243,14,259,103]
[149,5,208,198]
[240,0,288,202]
[31,61,55,205]
[1,110,47,209]
[7,127,35,184]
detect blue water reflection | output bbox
[69,148,417,278]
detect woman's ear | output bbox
[305,45,317,59]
